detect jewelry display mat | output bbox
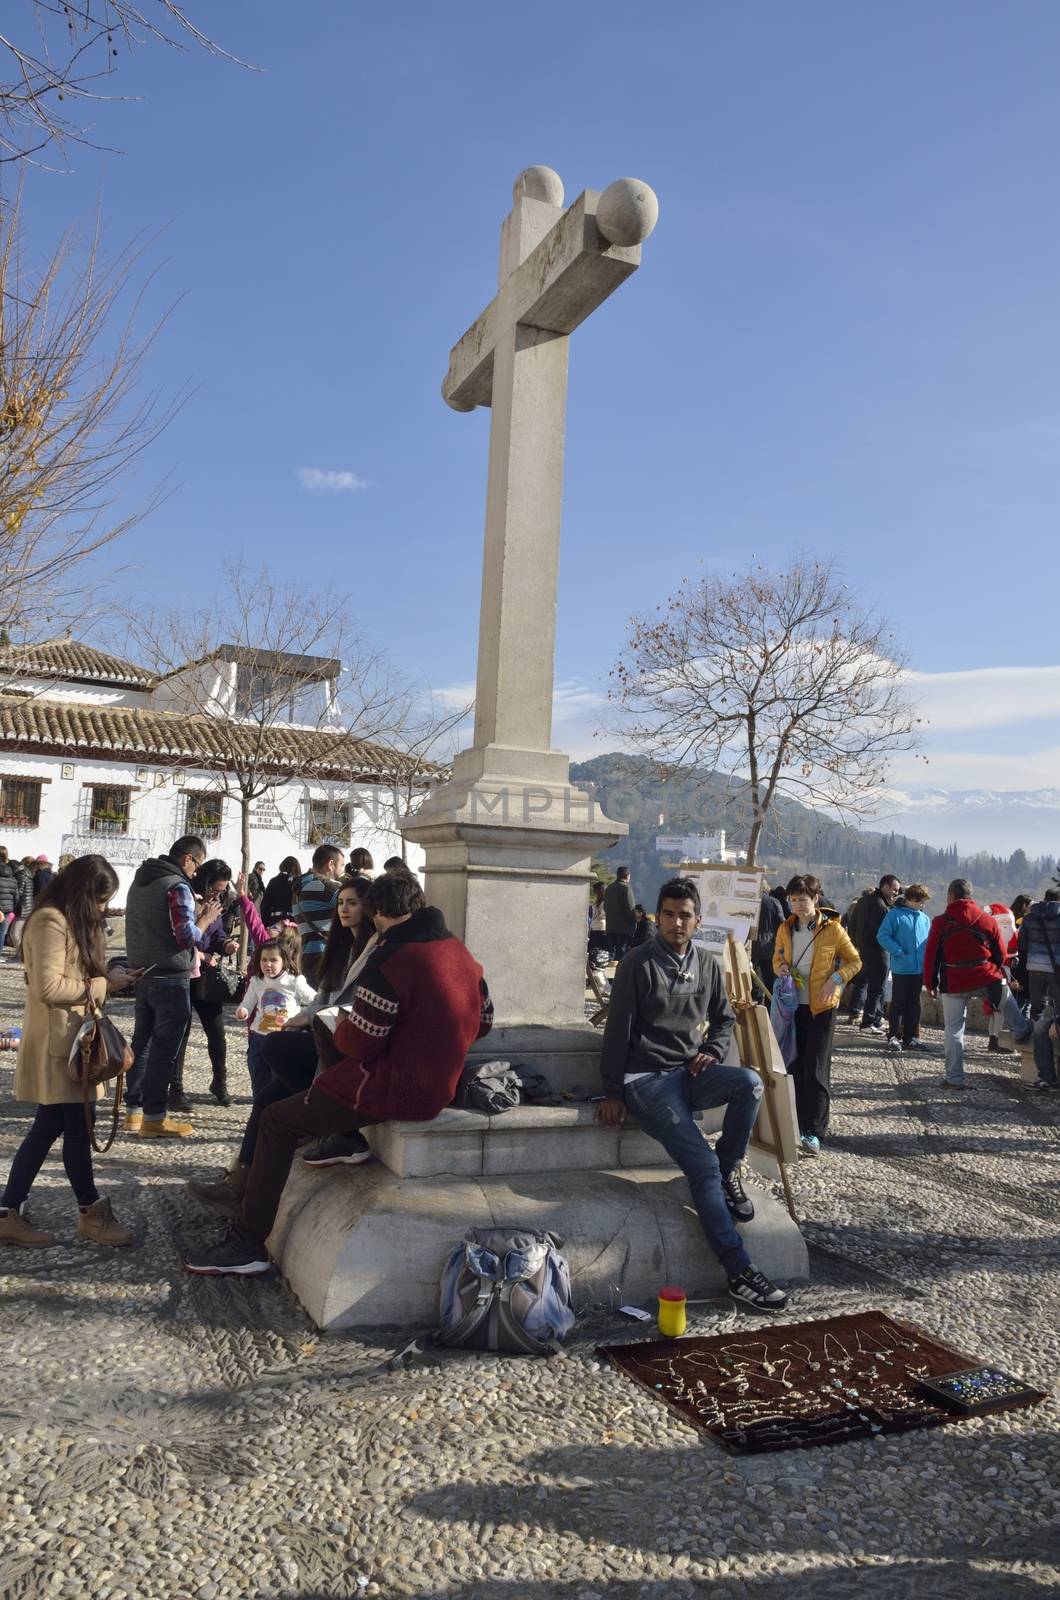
[598,1311,1047,1455]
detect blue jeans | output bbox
[126,975,193,1119]
[623,1064,762,1279]
[1033,1007,1057,1086]
[245,1031,274,1098]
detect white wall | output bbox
[0,750,424,907]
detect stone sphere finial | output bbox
[596,178,659,247]
[514,166,565,207]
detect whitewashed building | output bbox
[0,640,428,906]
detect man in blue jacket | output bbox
[876,885,932,1053]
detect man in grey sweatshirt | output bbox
[597,876,788,1313]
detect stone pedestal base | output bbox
[400,746,626,1026]
[269,1162,809,1332]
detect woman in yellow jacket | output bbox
[774,874,861,1157]
[0,855,136,1248]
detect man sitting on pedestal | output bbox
[183,871,493,1277]
[596,876,788,1313]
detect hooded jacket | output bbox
[318,906,493,1121]
[877,901,931,977]
[847,888,892,969]
[774,912,862,1016]
[1018,899,1060,975]
[923,899,1006,995]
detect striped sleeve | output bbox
[333,967,401,1063]
[477,977,494,1039]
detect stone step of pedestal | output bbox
[269,1161,809,1332]
[366,1103,727,1180]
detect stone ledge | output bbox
[268,1162,809,1332]
[366,1103,729,1180]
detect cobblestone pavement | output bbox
[0,961,1057,1600]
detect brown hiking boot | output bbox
[124,1109,144,1133]
[139,1116,194,1139]
[0,1207,57,1248]
[186,1164,247,1215]
[78,1198,133,1248]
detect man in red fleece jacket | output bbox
[184,871,493,1277]
[923,878,1007,1091]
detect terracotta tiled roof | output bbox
[0,639,155,689]
[0,695,440,786]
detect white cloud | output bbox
[905,664,1060,732]
[887,743,1060,792]
[296,467,369,494]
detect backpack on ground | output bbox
[437,1227,575,1355]
[454,1059,522,1114]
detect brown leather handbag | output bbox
[67,985,134,1153]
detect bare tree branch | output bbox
[609,556,923,865]
[0,188,179,646]
[0,1,256,168]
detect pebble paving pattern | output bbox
[0,964,1057,1599]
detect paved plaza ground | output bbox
[0,958,1057,1600]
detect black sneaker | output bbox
[301,1132,374,1168]
[987,1038,1013,1055]
[167,1088,193,1114]
[183,1227,271,1277]
[1033,1080,1056,1094]
[728,1266,788,1313]
[720,1168,755,1222]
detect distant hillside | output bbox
[570,754,1056,910]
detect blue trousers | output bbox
[624,1064,762,1279]
[126,975,192,1119]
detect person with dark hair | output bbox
[184,875,492,1276]
[844,873,902,1033]
[260,857,302,925]
[751,887,785,998]
[32,855,54,904]
[630,903,654,948]
[383,855,408,873]
[294,844,345,985]
[0,856,137,1248]
[168,860,239,1110]
[186,876,378,1211]
[347,847,375,876]
[1016,889,1060,1034]
[123,835,218,1138]
[774,875,862,1156]
[595,876,787,1314]
[604,867,636,962]
[247,862,267,905]
[923,879,1007,1089]
[876,884,932,1054]
[0,844,28,952]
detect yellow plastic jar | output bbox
[657,1284,687,1338]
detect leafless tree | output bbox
[1,193,175,646]
[1,1,250,168]
[127,560,427,891]
[610,556,921,866]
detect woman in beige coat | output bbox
[0,855,137,1248]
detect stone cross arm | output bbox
[443,188,645,413]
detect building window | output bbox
[307,798,350,847]
[185,792,223,840]
[89,785,131,836]
[236,664,298,722]
[0,777,43,828]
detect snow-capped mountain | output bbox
[868,785,1060,857]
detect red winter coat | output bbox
[314,906,493,1121]
[923,899,1007,995]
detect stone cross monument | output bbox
[401,167,659,1027]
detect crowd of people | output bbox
[0,834,1054,1314]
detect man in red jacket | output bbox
[923,878,1007,1091]
[184,872,493,1276]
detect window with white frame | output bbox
[0,776,43,828]
[306,798,350,847]
[88,785,131,836]
[185,791,223,840]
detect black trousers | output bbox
[1,1104,98,1209]
[849,959,888,1028]
[174,996,227,1087]
[241,1087,378,1243]
[237,1028,318,1166]
[888,974,923,1045]
[792,1006,837,1139]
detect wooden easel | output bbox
[724,933,799,1223]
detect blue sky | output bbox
[17,1,1060,807]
